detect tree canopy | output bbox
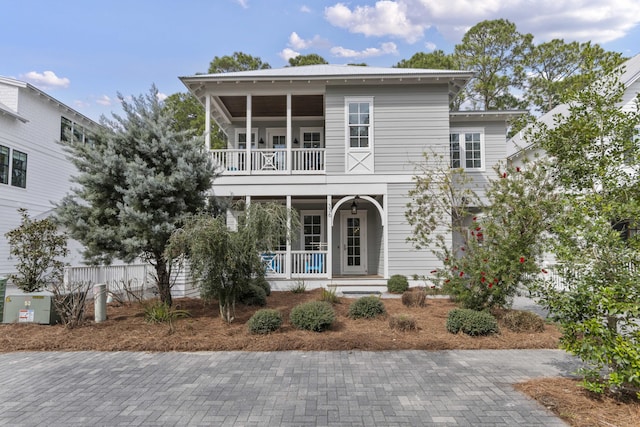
[208,51,271,73]
[288,53,328,67]
[56,86,217,305]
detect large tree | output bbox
[394,50,458,70]
[56,86,216,306]
[163,92,226,149]
[524,40,625,114]
[455,19,532,110]
[208,52,270,73]
[288,53,328,67]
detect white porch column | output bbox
[383,194,389,279]
[205,94,211,150]
[246,95,252,174]
[286,93,292,173]
[326,195,332,279]
[286,195,292,279]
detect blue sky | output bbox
[3,0,640,122]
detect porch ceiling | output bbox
[218,94,323,118]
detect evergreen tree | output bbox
[288,53,328,67]
[56,86,216,305]
[208,52,270,73]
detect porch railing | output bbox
[210,148,325,175]
[262,250,328,277]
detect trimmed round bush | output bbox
[252,276,271,296]
[389,314,417,331]
[247,309,282,334]
[501,310,545,333]
[348,296,386,319]
[387,274,409,293]
[289,301,336,332]
[401,289,426,307]
[446,308,498,336]
[238,283,267,306]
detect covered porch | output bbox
[236,194,388,281]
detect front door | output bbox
[341,211,367,274]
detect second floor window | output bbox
[0,145,27,188]
[450,130,483,170]
[347,100,372,148]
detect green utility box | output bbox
[0,277,6,322]
[2,292,60,325]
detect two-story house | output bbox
[180,65,518,292]
[0,76,99,277]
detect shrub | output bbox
[401,289,426,307]
[252,276,271,296]
[238,283,267,306]
[144,300,190,323]
[446,308,498,336]
[289,280,307,293]
[320,287,339,304]
[501,310,545,333]
[387,274,409,294]
[389,314,417,331]
[247,309,282,334]
[348,296,386,319]
[289,301,335,332]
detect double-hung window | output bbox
[347,100,372,148]
[450,130,483,170]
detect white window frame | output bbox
[234,128,258,148]
[300,127,324,148]
[0,145,27,189]
[345,97,374,150]
[450,128,485,171]
[300,210,325,251]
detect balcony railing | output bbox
[210,148,325,175]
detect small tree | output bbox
[406,153,558,310]
[5,208,68,292]
[166,202,297,323]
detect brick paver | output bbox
[0,350,580,426]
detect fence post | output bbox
[94,283,107,323]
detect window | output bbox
[0,146,27,188]
[0,145,9,184]
[302,212,324,251]
[11,150,27,188]
[347,100,372,148]
[235,128,257,149]
[450,130,483,170]
[301,128,323,148]
[60,116,92,143]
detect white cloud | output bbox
[331,41,398,59]
[279,48,300,61]
[288,32,330,50]
[424,41,436,51]
[300,5,311,13]
[157,92,168,102]
[74,100,90,109]
[325,1,427,43]
[235,0,248,9]
[325,0,640,45]
[96,95,111,106]
[20,70,70,89]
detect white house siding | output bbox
[387,182,445,278]
[0,80,95,276]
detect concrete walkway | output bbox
[0,349,580,426]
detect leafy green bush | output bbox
[320,287,339,304]
[289,301,335,332]
[238,283,267,306]
[389,314,417,331]
[252,276,271,296]
[446,308,498,336]
[401,289,426,307]
[144,300,190,323]
[348,296,386,319]
[501,310,545,333]
[387,274,409,293]
[247,309,282,334]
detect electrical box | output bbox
[2,292,60,325]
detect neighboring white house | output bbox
[180,64,521,291]
[0,76,99,277]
